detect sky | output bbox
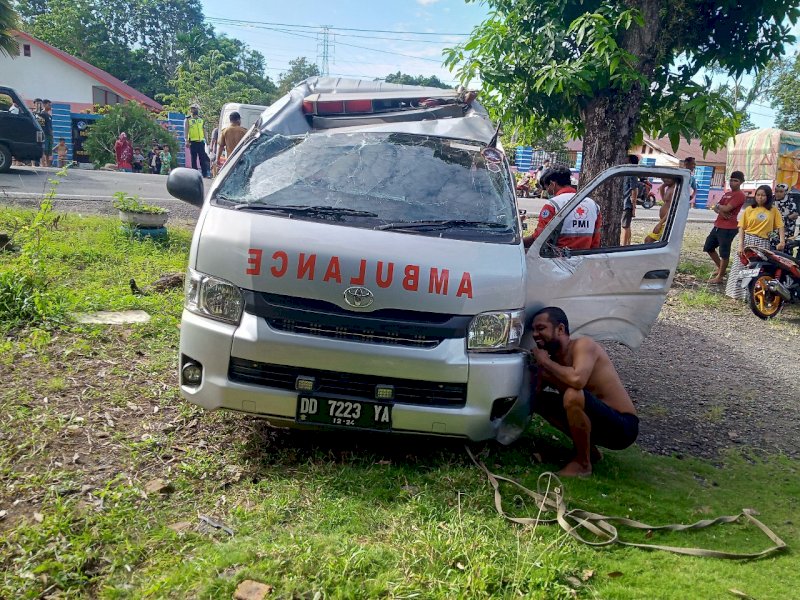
[200,0,485,86]
[200,0,782,129]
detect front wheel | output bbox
[0,145,11,173]
[748,275,784,319]
[642,194,656,209]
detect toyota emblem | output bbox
[343,286,374,308]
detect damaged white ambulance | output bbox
[167,77,690,444]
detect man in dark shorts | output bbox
[705,171,746,284]
[529,307,638,477]
[621,154,639,245]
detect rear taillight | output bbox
[344,99,372,113]
[317,100,344,114]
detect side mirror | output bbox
[167,168,204,207]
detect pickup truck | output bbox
[0,86,44,172]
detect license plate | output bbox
[739,268,761,279]
[296,394,392,431]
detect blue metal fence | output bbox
[50,103,72,164]
[694,165,713,208]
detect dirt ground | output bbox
[607,270,800,459]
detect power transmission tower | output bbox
[317,26,333,76]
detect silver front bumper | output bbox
[179,310,529,441]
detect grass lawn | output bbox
[1,207,798,599]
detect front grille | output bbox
[267,317,441,348]
[229,358,467,407]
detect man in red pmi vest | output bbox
[524,165,602,251]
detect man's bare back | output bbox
[541,336,636,416]
[530,307,639,476]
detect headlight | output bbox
[184,268,244,324]
[467,310,524,351]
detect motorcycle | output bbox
[740,237,800,319]
[516,174,535,198]
[636,178,657,209]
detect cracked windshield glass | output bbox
[214,132,519,242]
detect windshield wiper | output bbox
[232,203,378,217]
[376,219,510,231]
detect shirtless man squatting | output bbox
[529,307,639,477]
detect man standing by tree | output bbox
[621,155,639,246]
[184,104,210,178]
[683,157,698,208]
[705,171,746,284]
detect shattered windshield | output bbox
[214,131,518,242]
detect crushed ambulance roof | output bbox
[257,76,496,145]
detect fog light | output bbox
[490,396,517,421]
[375,385,394,400]
[295,376,315,392]
[182,362,202,385]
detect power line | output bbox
[218,21,446,65]
[205,16,469,38]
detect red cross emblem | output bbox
[576,206,586,217]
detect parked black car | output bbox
[0,86,44,172]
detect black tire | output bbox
[642,194,656,209]
[747,275,784,319]
[0,145,11,173]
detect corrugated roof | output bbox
[14,31,162,111]
[644,135,727,165]
[564,135,727,165]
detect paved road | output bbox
[1,165,716,223]
[516,195,716,222]
[0,165,208,221]
[0,165,209,202]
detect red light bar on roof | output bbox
[344,99,372,113]
[304,94,375,116]
[304,91,461,116]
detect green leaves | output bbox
[447,0,795,161]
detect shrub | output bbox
[0,270,66,329]
[112,192,167,214]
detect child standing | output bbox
[148,144,161,174]
[55,138,68,168]
[132,147,145,173]
[160,145,172,175]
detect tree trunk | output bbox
[579,92,643,247]
[579,0,663,247]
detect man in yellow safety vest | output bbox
[184,104,210,177]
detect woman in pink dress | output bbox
[114,132,133,172]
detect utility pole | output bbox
[317,26,332,76]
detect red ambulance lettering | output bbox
[350,259,367,285]
[246,248,263,275]
[456,272,473,298]
[323,256,342,283]
[403,264,420,291]
[297,253,316,280]
[428,268,449,295]
[270,251,288,277]
[376,261,394,288]
[246,248,474,299]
